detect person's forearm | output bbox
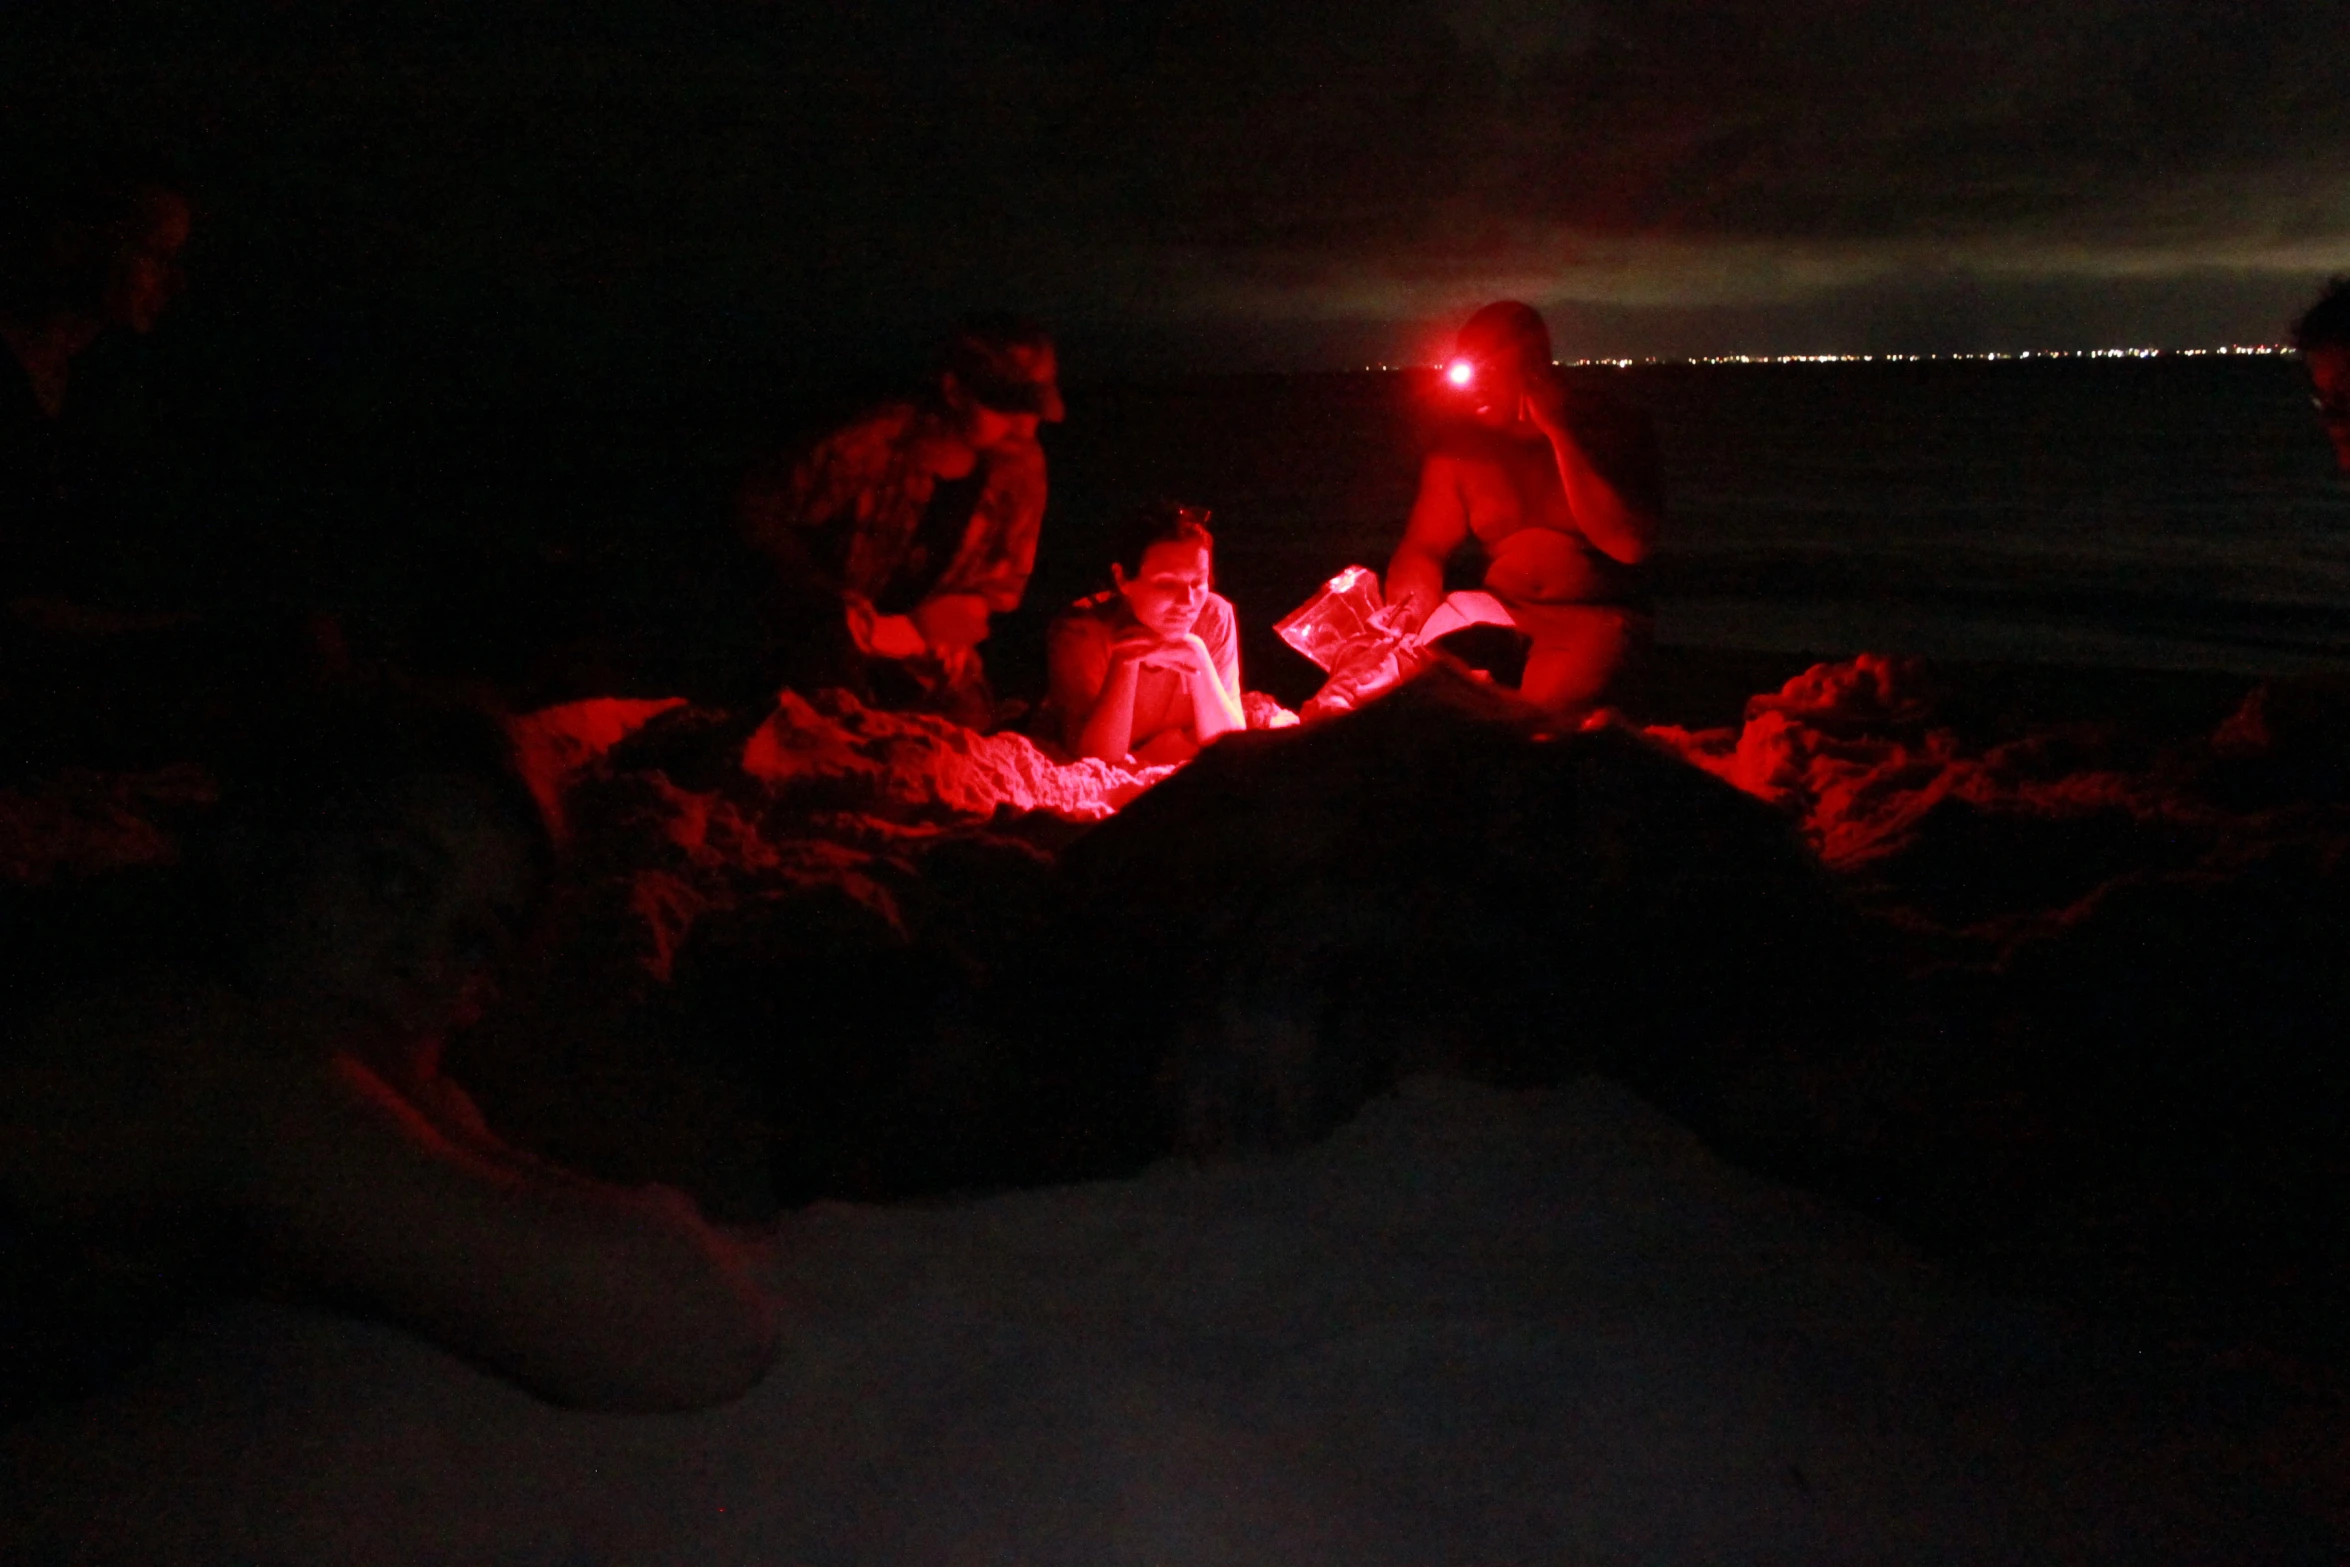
[1076,661,1143,761]
[1186,649,1244,743]
[238,1055,776,1411]
[1547,432,1654,565]
[1385,548,1447,629]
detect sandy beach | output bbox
[7,1072,2338,1566]
[11,4,2350,1557]
[10,643,2348,1562]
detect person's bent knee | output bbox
[1519,611,1636,717]
[614,1221,778,1411]
[558,1264,778,1413]
[499,1192,781,1413]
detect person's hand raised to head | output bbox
[1518,359,1575,442]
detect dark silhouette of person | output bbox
[1386,302,1662,721]
[1,162,191,625]
[739,317,1062,729]
[0,694,777,1412]
[2296,277,2350,476]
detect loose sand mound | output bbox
[4,1075,2327,1566]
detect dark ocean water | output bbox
[1012,357,2350,708]
[265,352,2347,711]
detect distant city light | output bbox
[1356,345,2293,372]
[1641,344,2290,367]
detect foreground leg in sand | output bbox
[0,705,776,1412]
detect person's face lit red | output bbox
[2307,343,2350,475]
[1451,337,1537,429]
[1114,538,1212,640]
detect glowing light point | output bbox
[1444,359,1475,388]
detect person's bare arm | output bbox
[1178,601,1245,745]
[236,1053,777,1412]
[0,993,775,1412]
[1074,638,1152,762]
[1172,634,1243,747]
[1048,618,1134,761]
[1386,454,1472,631]
[1523,371,1656,566]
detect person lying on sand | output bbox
[1044,500,1244,765]
[740,316,1063,730]
[1385,301,1662,722]
[0,697,776,1412]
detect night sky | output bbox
[9,1,2350,375]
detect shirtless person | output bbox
[1385,301,1662,720]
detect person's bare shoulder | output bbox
[1199,590,1239,642]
